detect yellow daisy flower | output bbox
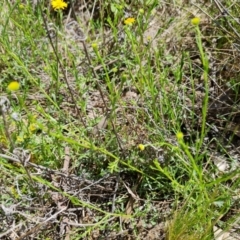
[176,132,184,141]
[16,136,24,143]
[124,17,135,26]
[191,17,200,26]
[138,144,145,151]
[19,3,25,9]
[28,123,37,132]
[51,0,68,11]
[7,81,20,91]
[91,43,98,50]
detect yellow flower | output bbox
[51,0,68,11]
[29,123,37,132]
[146,36,152,42]
[91,43,98,50]
[19,3,25,9]
[16,136,24,143]
[124,17,135,26]
[7,81,20,91]
[176,132,184,141]
[191,17,200,26]
[138,144,145,151]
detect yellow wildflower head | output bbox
[19,3,25,9]
[7,81,20,91]
[51,0,68,11]
[191,17,200,26]
[138,144,145,151]
[124,17,135,26]
[146,36,152,42]
[16,136,24,143]
[176,132,184,141]
[28,123,37,133]
[91,43,98,50]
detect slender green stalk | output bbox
[195,26,209,156]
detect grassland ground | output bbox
[0,0,240,239]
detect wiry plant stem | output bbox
[82,41,124,152]
[38,2,86,128]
